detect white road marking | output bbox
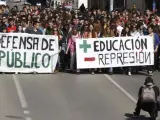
[104,74,137,103]
[13,75,33,119]
[26,117,32,120]
[13,75,28,108]
[104,74,153,117]
[24,111,30,114]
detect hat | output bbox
[144,77,154,85]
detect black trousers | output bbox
[135,98,158,116]
[148,53,158,72]
[157,45,160,70]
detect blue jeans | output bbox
[109,68,113,73]
[70,52,76,70]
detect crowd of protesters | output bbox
[0,3,160,76]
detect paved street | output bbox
[1,72,160,120]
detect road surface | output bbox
[1,71,160,120]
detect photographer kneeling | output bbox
[133,77,159,120]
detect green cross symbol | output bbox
[79,40,91,53]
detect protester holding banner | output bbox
[122,25,132,75]
[53,27,63,73]
[25,21,42,35]
[0,4,160,75]
[102,27,111,37]
[88,24,97,75]
[122,25,131,37]
[147,25,160,76]
[7,18,16,33]
[66,27,80,74]
[59,23,70,71]
[94,22,103,73]
[130,24,141,37]
[1,24,7,33]
[130,24,142,75]
[102,26,114,75]
[81,24,88,38]
[45,20,54,35]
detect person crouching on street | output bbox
[133,76,159,120]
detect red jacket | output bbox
[7,25,17,33]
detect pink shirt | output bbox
[68,34,80,52]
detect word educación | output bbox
[94,38,152,65]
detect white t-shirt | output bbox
[117,25,124,37]
[131,31,140,37]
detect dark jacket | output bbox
[25,27,42,35]
[138,77,159,101]
[46,27,53,35]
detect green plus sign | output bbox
[79,40,91,53]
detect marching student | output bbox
[122,25,132,75]
[87,24,97,75]
[66,27,81,74]
[147,25,160,76]
[102,26,114,75]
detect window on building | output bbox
[114,0,124,9]
[145,0,159,11]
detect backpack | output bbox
[141,85,156,103]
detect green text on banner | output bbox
[0,33,59,73]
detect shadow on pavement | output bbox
[5,115,24,119]
[125,113,150,120]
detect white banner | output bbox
[76,36,154,69]
[0,33,59,73]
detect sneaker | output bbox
[151,113,156,120]
[133,112,139,117]
[99,69,102,73]
[128,71,131,76]
[109,72,113,75]
[122,71,126,74]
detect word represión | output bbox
[98,51,152,66]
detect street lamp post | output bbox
[110,0,113,12]
[124,0,126,9]
[153,0,156,12]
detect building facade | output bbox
[25,0,160,12]
[87,0,159,12]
